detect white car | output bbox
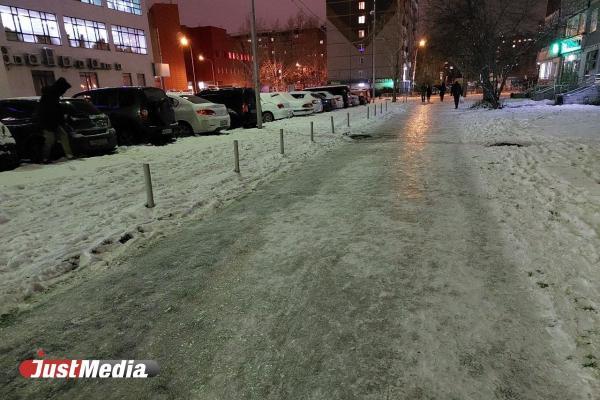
[260,93,293,122]
[276,92,314,116]
[0,121,18,171]
[290,91,324,113]
[167,93,230,135]
[315,91,344,109]
[348,94,360,106]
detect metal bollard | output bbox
[367,106,370,119]
[380,103,383,114]
[347,112,350,127]
[385,101,388,112]
[233,140,240,173]
[330,115,335,134]
[374,104,377,116]
[143,163,155,208]
[280,129,284,155]
[310,121,314,142]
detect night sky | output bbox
[172,0,326,33]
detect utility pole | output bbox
[371,0,376,101]
[250,0,263,129]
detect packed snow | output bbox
[455,98,600,381]
[0,102,402,314]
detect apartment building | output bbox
[0,0,156,97]
[326,0,419,93]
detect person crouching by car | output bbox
[38,77,73,163]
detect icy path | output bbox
[0,101,596,398]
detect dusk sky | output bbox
[174,0,326,34]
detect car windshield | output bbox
[291,94,304,99]
[180,95,211,104]
[61,99,101,115]
[0,101,38,119]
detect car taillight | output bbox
[303,103,313,108]
[197,109,216,116]
[242,102,249,113]
[139,109,149,120]
[277,103,285,109]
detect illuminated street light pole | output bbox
[250,0,263,129]
[180,36,197,92]
[412,39,426,92]
[199,55,216,86]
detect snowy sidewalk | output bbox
[0,102,403,314]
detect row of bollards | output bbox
[142,101,392,208]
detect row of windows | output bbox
[28,70,146,95]
[566,8,599,37]
[77,0,142,16]
[0,5,148,54]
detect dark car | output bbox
[75,87,177,145]
[311,92,334,112]
[0,97,117,162]
[0,122,19,171]
[196,88,257,129]
[306,85,351,108]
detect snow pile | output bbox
[456,100,600,380]
[0,123,16,146]
[0,102,403,313]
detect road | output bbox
[0,101,591,399]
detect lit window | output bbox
[591,9,598,33]
[358,29,365,38]
[64,17,109,50]
[107,0,142,16]
[79,72,99,91]
[78,0,102,5]
[111,25,147,54]
[122,73,133,86]
[358,2,366,10]
[358,15,366,24]
[0,5,61,45]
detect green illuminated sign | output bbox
[549,38,582,57]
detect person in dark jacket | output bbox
[420,84,427,103]
[38,77,72,162]
[426,84,433,103]
[439,82,447,102]
[450,80,463,109]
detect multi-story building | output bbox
[148,2,251,91]
[0,0,156,97]
[233,27,327,91]
[326,0,419,94]
[537,0,600,87]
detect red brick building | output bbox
[148,3,188,92]
[148,2,251,91]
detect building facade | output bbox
[537,0,600,87]
[326,0,419,93]
[0,0,156,97]
[148,2,252,91]
[233,27,328,91]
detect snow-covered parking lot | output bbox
[0,102,401,314]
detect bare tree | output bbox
[426,0,552,108]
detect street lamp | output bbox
[180,36,197,92]
[412,38,427,91]
[198,55,216,86]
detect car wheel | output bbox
[178,121,194,136]
[263,112,275,123]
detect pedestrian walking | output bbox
[38,78,73,163]
[451,80,463,109]
[439,82,447,102]
[420,84,427,103]
[426,84,432,103]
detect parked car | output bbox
[0,121,18,171]
[0,97,117,161]
[310,92,335,112]
[74,87,177,145]
[351,90,369,105]
[275,92,314,116]
[167,93,230,135]
[306,85,351,107]
[290,91,324,113]
[348,93,361,106]
[260,93,293,122]
[197,88,257,129]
